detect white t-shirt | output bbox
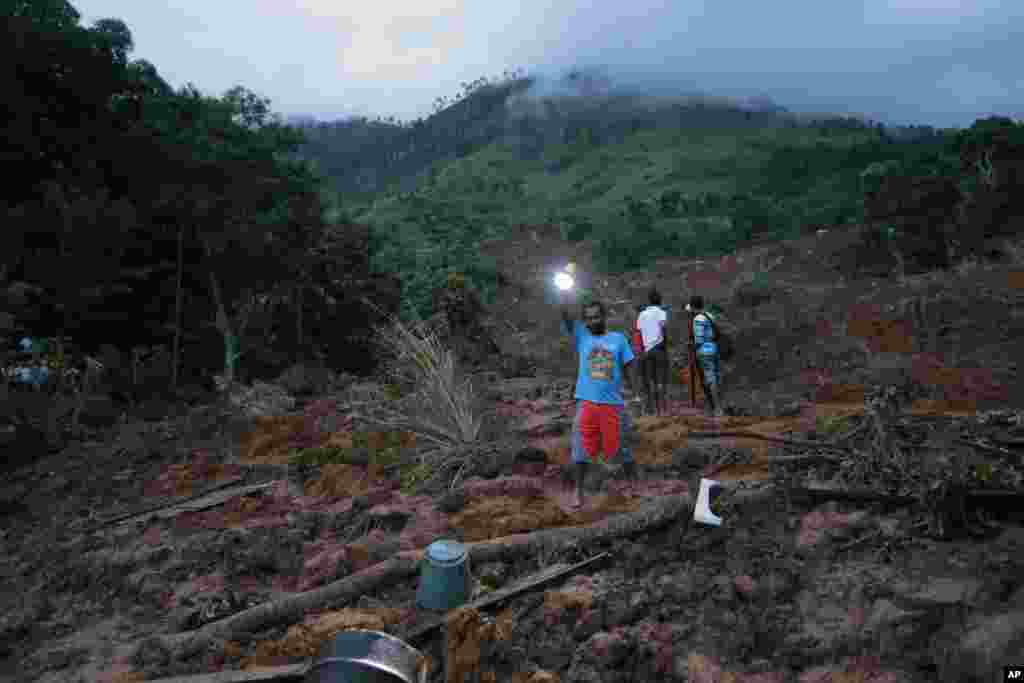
[636,305,667,353]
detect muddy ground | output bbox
[3,229,1024,683]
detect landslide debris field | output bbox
[3,231,1024,683]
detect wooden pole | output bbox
[687,311,697,407]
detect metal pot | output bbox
[304,630,428,683]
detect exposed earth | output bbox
[3,227,1024,683]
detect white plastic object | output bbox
[693,478,723,526]
[553,272,575,291]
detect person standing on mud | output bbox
[558,292,639,508]
[687,295,725,418]
[636,288,670,417]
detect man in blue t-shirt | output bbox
[559,292,639,507]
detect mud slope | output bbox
[1,228,1023,683]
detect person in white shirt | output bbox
[636,288,669,416]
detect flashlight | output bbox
[554,272,575,291]
[554,261,577,291]
[552,270,577,290]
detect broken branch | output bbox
[87,477,250,532]
[786,485,918,507]
[137,664,308,683]
[956,438,1021,459]
[685,430,851,454]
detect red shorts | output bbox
[577,400,621,463]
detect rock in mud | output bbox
[584,630,634,670]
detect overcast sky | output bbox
[75,0,1022,128]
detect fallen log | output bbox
[403,551,612,645]
[685,430,850,455]
[133,665,307,683]
[117,482,276,528]
[87,477,249,532]
[156,494,692,661]
[786,486,918,507]
[786,485,1024,514]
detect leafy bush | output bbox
[954,116,1024,250]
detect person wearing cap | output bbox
[557,288,639,508]
[686,295,724,417]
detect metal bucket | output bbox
[416,539,471,611]
[304,630,428,683]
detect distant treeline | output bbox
[590,117,1023,274]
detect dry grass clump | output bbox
[368,310,482,448]
[356,301,486,492]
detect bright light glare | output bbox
[554,272,575,291]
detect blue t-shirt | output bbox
[563,319,634,406]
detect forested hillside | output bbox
[1,0,400,393]
[3,0,1023,383]
[303,73,1022,319]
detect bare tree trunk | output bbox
[208,271,236,386]
[202,237,239,387]
[171,225,185,392]
[295,281,304,355]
